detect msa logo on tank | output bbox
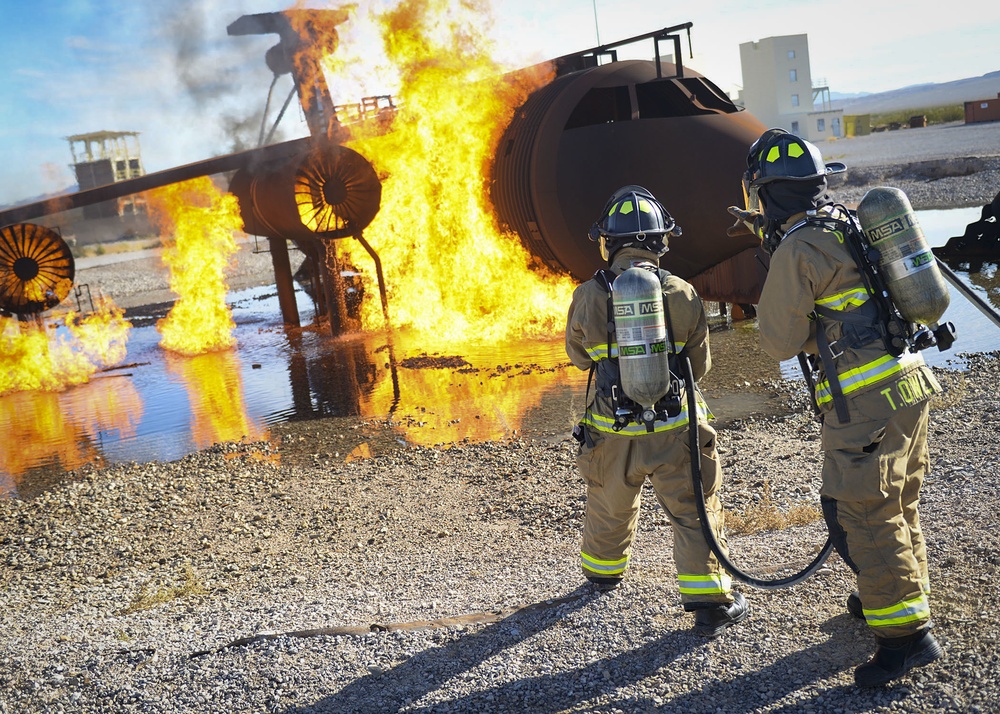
[613,300,661,317]
[611,266,671,409]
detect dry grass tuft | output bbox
[119,564,207,615]
[726,480,821,535]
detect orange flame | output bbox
[145,177,243,355]
[298,0,574,347]
[0,298,131,397]
[165,350,264,451]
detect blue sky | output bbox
[2,0,998,205]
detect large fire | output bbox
[309,0,577,346]
[0,299,131,397]
[3,0,589,491]
[145,176,244,355]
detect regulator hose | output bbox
[683,354,833,590]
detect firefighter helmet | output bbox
[588,185,681,262]
[745,129,845,187]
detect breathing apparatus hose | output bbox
[682,354,834,590]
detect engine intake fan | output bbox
[229,140,381,242]
[0,223,75,317]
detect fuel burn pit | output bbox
[0,276,791,500]
[3,207,994,500]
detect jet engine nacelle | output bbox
[228,140,381,245]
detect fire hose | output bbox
[683,353,834,590]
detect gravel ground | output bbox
[823,120,1000,210]
[2,126,1000,714]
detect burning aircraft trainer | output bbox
[0,10,768,338]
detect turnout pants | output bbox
[821,394,932,639]
[576,422,733,605]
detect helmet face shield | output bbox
[742,172,760,214]
[599,235,610,262]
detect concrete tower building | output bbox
[738,34,842,141]
[67,131,147,219]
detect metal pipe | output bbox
[267,236,300,327]
[937,259,1000,330]
[0,138,313,227]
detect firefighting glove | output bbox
[726,206,765,240]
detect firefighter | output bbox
[729,129,944,686]
[566,185,748,638]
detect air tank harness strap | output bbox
[576,269,618,449]
[812,299,883,424]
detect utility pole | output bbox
[592,0,600,46]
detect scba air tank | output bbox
[612,266,670,408]
[856,187,950,326]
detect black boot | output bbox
[586,575,621,592]
[847,591,864,619]
[854,629,943,687]
[687,592,749,638]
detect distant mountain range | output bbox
[0,185,79,211]
[829,71,1000,114]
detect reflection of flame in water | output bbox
[0,374,143,497]
[165,350,264,451]
[145,177,243,355]
[301,0,574,346]
[313,331,574,447]
[0,299,131,397]
[369,358,575,446]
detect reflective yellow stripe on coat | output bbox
[585,340,688,361]
[815,353,923,407]
[815,286,870,311]
[583,396,712,435]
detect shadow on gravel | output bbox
[277,584,701,713]
[666,615,920,713]
[281,606,923,713]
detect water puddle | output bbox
[2,208,997,499]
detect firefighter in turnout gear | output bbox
[566,186,749,638]
[732,130,944,686]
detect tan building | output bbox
[737,34,843,141]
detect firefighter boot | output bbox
[847,591,864,619]
[586,576,622,593]
[854,629,943,687]
[688,592,749,638]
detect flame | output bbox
[0,298,131,397]
[295,0,574,346]
[0,375,143,496]
[165,350,264,451]
[145,177,243,355]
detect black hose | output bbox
[684,354,833,590]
